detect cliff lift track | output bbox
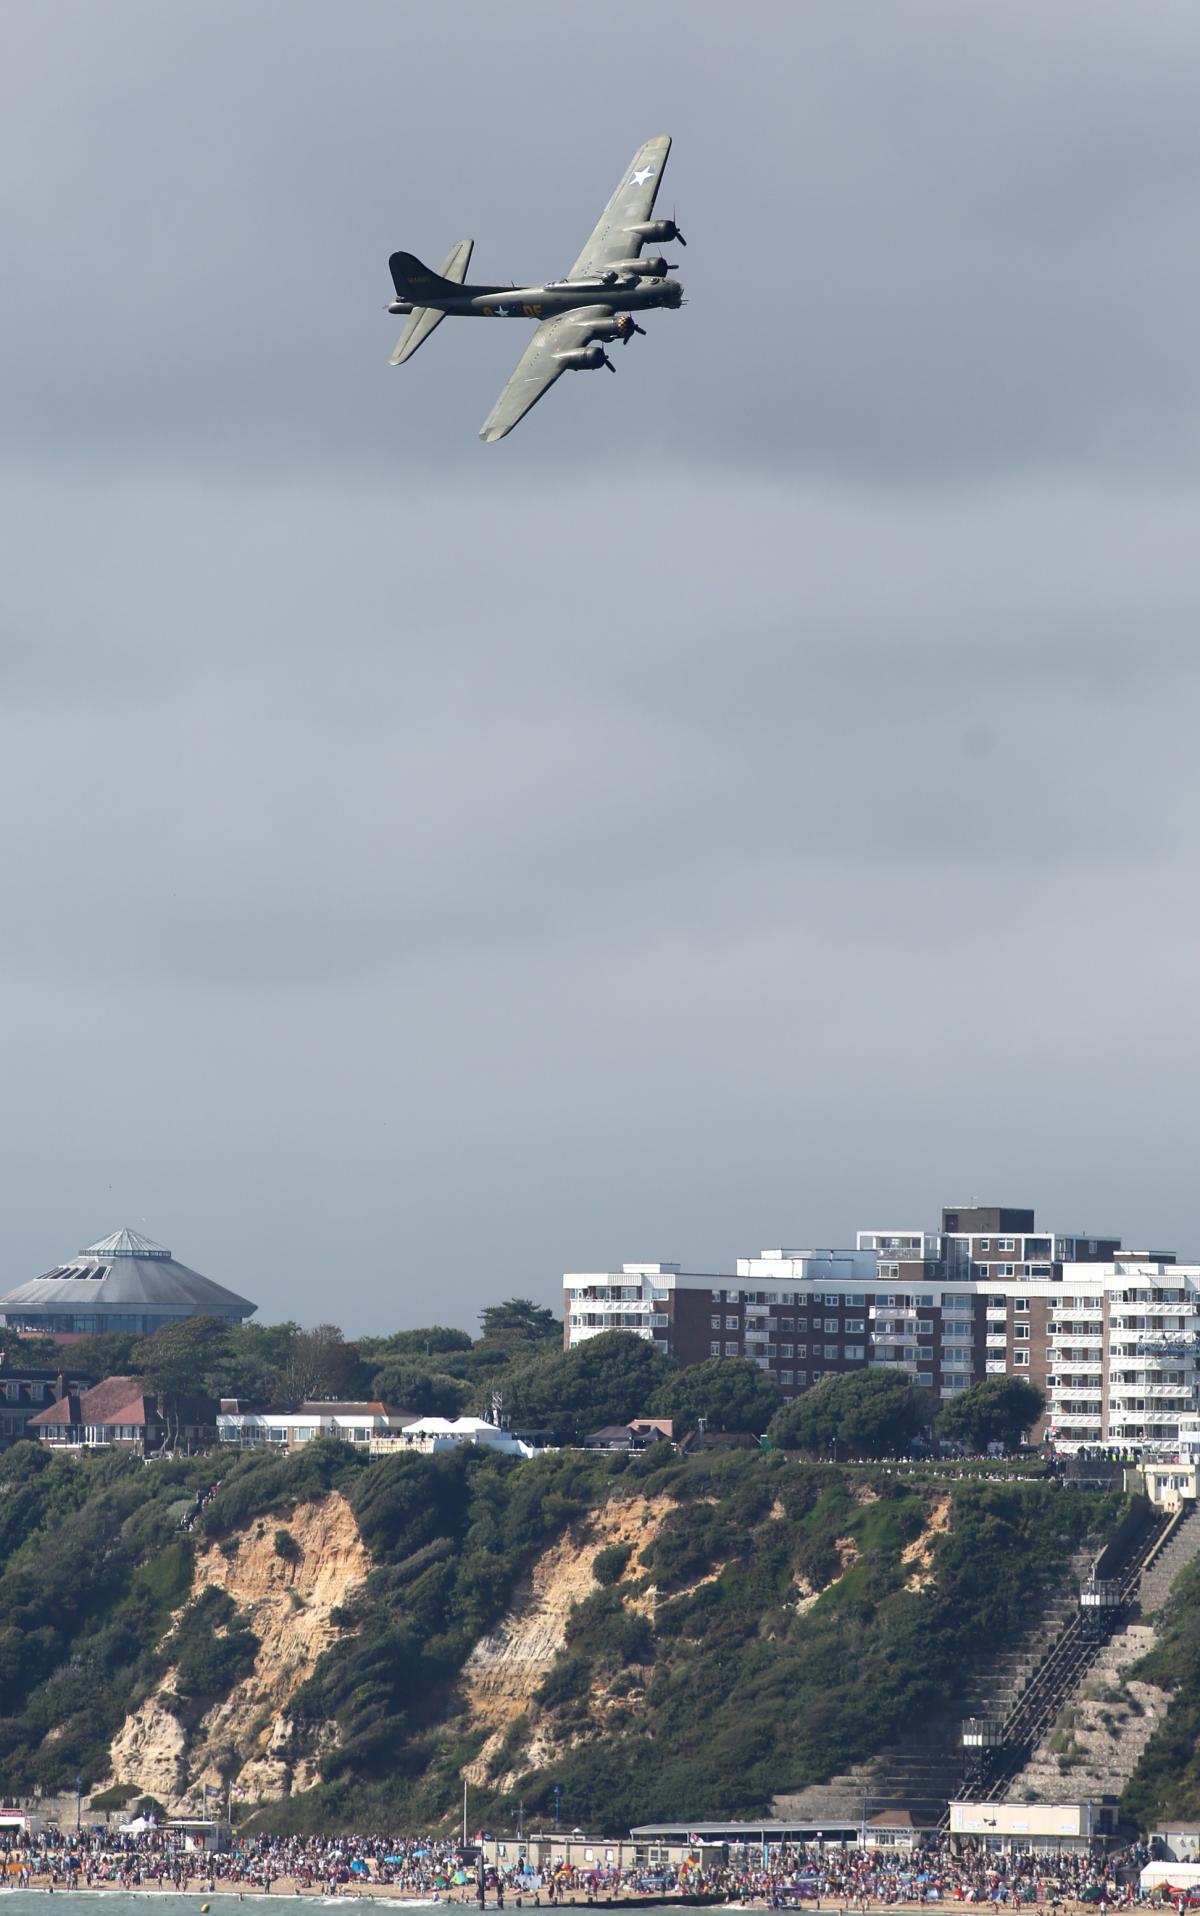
[937,1505,1189,1829]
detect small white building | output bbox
[1151,1826,1200,1862]
[948,1801,1108,1853]
[373,1415,536,1458]
[217,1401,417,1451]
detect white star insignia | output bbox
[629,166,655,187]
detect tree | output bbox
[277,1324,364,1403]
[52,1330,140,1381]
[651,1357,780,1434]
[129,1317,232,1396]
[768,1369,935,1458]
[357,1326,473,1363]
[478,1298,561,1347]
[499,1330,672,1442]
[936,1376,1045,1454]
[368,1363,470,1417]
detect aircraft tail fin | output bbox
[388,241,474,302]
[389,242,474,365]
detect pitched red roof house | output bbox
[28,1376,216,1451]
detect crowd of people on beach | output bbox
[0,1829,1185,1906]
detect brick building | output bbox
[563,1202,1200,1455]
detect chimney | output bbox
[56,1372,66,1402]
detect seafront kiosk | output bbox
[948,1801,1113,1855]
[0,1810,42,1841]
[163,1818,233,1854]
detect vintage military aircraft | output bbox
[385,135,684,441]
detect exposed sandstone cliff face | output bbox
[460,1494,675,1787]
[901,1492,951,1591]
[106,1492,370,1811]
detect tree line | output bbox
[4,1311,1044,1456]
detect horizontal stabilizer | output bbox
[389,241,474,365]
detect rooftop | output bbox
[0,1226,255,1321]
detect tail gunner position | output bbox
[385,135,684,441]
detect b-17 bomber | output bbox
[385,136,684,442]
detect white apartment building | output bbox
[563,1206,1200,1456]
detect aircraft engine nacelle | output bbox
[577,314,644,344]
[556,346,615,373]
[605,255,673,278]
[627,219,685,246]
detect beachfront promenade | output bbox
[0,1832,1165,1908]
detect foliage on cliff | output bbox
[0,1433,1122,1836]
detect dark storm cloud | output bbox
[2,2,1200,1324]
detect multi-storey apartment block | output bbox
[563,1204,1200,1456]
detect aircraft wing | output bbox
[566,135,671,281]
[478,307,611,442]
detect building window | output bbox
[845,1345,865,1360]
[917,1347,934,1361]
[1015,1297,1030,1312]
[846,1318,865,1333]
[845,1294,866,1307]
[726,1316,739,1330]
[712,1290,723,1302]
[795,1370,808,1385]
[916,1319,934,1334]
[710,1342,722,1356]
[1014,1351,1030,1367]
[1014,1324,1030,1341]
[812,1370,823,1381]
[780,1343,793,1358]
[711,1315,721,1330]
[780,1317,794,1330]
[978,1264,989,1276]
[824,1318,839,1333]
[825,1295,840,1306]
[795,1344,807,1357]
[979,1238,990,1251]
[779,1371,793,1385]
[724,1342,739,1356]
[917,1372,933,1385]
[999,1238,1015,1252]
[824,1345,838,1359]
[795,1317,808,1331]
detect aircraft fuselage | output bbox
[387,277,683,320]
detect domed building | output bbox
[0,1227,256,1339]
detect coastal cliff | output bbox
[2,1435,1183,1835]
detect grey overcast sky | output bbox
[3,1,1200,1331]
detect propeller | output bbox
[617,317,647,344]
[672,208,687,247]
[602,352,616,373]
